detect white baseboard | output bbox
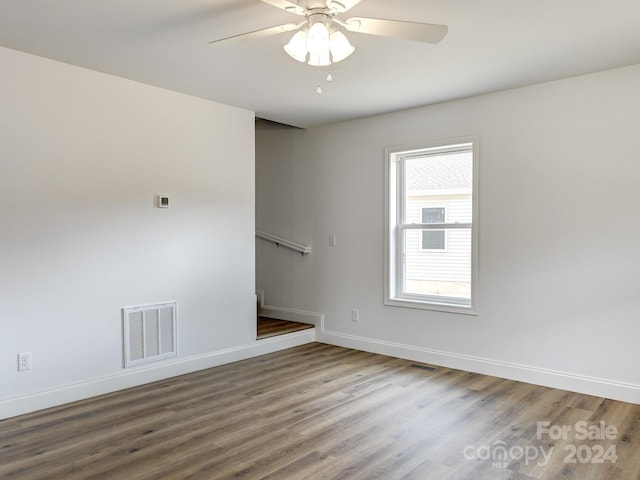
[256,292,639,403]
[8,293,636,420]
[0,330,315,420]
[257,290,324,327]
[317,328,640,405]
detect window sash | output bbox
[395,225,473,305]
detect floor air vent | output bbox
[123,302,177,368]
[410,364,440,372]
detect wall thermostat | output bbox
[157,195,170,208]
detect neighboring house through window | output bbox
[384,136,478,314]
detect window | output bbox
[421,207,446,250]
[384,137,478,314]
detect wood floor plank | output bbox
[1,343,639,480]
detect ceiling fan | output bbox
[209,0,448,68]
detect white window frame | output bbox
[384,136,479,315]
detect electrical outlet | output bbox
[18,352,32,371]
[351,309,359,323]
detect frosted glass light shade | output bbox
[308,50,331,66]
[307,21,330,54]
[284,31,308,62]
[284,21,354,67]
[329,30,355,63]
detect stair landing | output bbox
[257,316,314,339]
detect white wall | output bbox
[256,65,640,403]
[0,46,268,418]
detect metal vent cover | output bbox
[123,302,177,368]
[410,363,440,372]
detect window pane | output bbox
[422,207,445,224]
[404,228,472,300]
[422,230,445,250]
[404,152,472,224]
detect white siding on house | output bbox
[404,193,472,296]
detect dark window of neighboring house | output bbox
[421,207,446,250]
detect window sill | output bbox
[384,296,478,316]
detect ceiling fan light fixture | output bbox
[306,20,331,55]
[329,30,355,62]
[213,1,450,75]
[284,30,308,62]
[282,12,356,68]
[308,50,331,67]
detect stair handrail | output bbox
[256,230,311,255]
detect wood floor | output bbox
[257,317,314,339]
[1,343,639,480]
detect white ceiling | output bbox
[1,0,639,128]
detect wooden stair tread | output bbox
[257,316,314,339]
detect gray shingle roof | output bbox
[406,153,472,192]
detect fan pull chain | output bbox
[316,68,334,95]
[316,66,324,95]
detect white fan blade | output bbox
[326,0,362,13]
[210,23,299,46]
[343,17,448,44]
[259,0,306,15]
